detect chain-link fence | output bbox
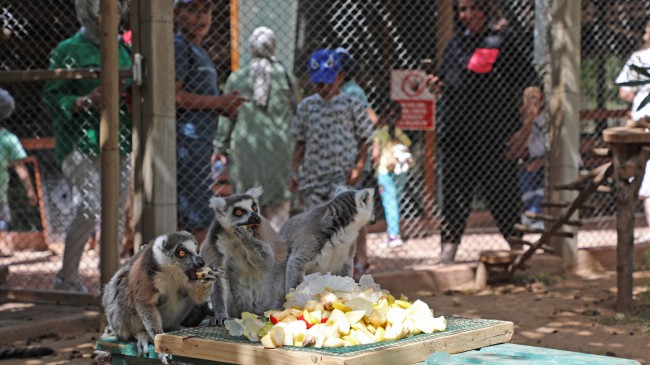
[1,0,649,296]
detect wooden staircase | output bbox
[476,153,616,288]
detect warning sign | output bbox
[390,70,435,130]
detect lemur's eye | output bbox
[252,203,258,212]
[233,208,244,217]
[178,250,186,257]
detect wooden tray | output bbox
[155,317,514,365]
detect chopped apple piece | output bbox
[305,300,317,311]
[374,326,386,341]
[260,334,276,349]
[319,292,338,310]
[269,326,285,347]
[241,312,258,320]
[386,307,407,325]
[310,309,322,324]
[326,308,351,335]
[324,337,345,348]
[283,333,293,346]
[242,317,266,342]
[367,309,387,328]
[345,310,366,325]
[281,315,298,323]
[343,334,357,346]
[354,328,376,345]
[332,301,352,312]
[394,299,412,309]
[345,298,374,315]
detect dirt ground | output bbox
[1,268,649,365]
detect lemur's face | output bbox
[210,187,264,233]
[153,231,206,278]
[229,199,261,232]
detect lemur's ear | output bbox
[357,188,374,207]
[334,185,350,197]
[210,196,227,212]
[245,186,263,199]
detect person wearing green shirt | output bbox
[43,0,132,293]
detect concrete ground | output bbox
[0,242,648,364]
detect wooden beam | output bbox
[0,69,132,83]
[99,0,120,295]
[133,0,177,246]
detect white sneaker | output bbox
[381,236,404,248]
[52,275,88,293]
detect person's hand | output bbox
[425,75,444,95]
[27,190,38,207]
[87,86,102,107]
[506,127,531,160]
[288,175,299,193]
[221,91,247,120]
[175,81,184,105]
[76,86,102,110]
[526,157,544,172]
[346,167,362,186]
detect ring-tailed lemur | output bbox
[281,188,375,293]
[200,186,288,326]
[102,231,221,357]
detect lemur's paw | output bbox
[136,337,150,356]
[210,314,230,327]
[233,226,253,239]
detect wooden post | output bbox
[131,0,177,247]
[546,0,581,267]
[424,0,454,224]
[99,0,120,288]
[602,127,650,314]
[611,144,637,314]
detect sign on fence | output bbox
[390,69,435,131]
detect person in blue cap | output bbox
[287,49,373,211]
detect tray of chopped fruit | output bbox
[155,273,513,365]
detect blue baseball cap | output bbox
[335,47,357,75]
[174,0,212,7]
[308,49,343,84]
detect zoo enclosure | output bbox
[0,0,649,296]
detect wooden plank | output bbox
[155,318,514,365]
[0,69,132,83]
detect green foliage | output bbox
[581,56,629,110]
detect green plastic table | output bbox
[96,337,641,365]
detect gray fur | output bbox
[101,231,217,356]
[281,188,375,293]
[200,187,288,326]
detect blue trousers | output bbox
[378,172,401,237]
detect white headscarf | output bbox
[249,27,277,108]
[75,0,123,45]
[75,0,101,44]
[0,88,15,121]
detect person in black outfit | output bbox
[427,0,542,264]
